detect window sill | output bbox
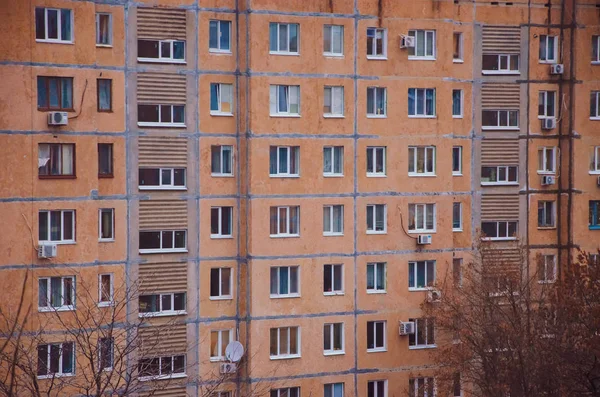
[98,174,114,179]
[324,351,345,356]
[137,122,186,128]
[269,234,300,238]
[408,115,436,119]
[366,115,387,118]
[270,294,301,299]
[209,49,232,55]
[539,60,557,64]
[538,280,556,284]
[98,301,114,308]
[35,39,73,45]
[409,345,437,350]
[408,288,431,292]
[408,173,436,177]
[481,126,520,131]
[96,44,113,48]
[323,52,344,57]
[269,51,300,56]
[367,290,387,294]
[589,226,600,230]
[481,182,519,186]
[38,175,76,180]
[480,237,517,241]
[139,310,187,318]
[408,56,436,61]
[589,171,600,175]
[139,374,187,382]
[37,373,74,380]
[366,56,387,60]
[210,357,226,362]
[138,186,187,191]
[210,235,234,239]
[270,114,301,118]
[366,231,387,235]
[323,233,344,237]
[366,173,387,178]
[270,354,301,360]
[324,114,345,119]
[323,291,344,296]
[590,117,600,121]
[323,174,344,178]
[481,71,520,75]
[211,173,234,178]
[453,59,464,64]
[137,58,186,64]
[210,111,234,117]
[99,238,115,243]
[38,241,75,246]
[453,115,464,119]
[269,175,300,178]
[138,249,188,254]
[38,306,74,313]
[592,61,600,65]
[209,296,233,301]
[453,228,463,232]
[366,348,387,353]
[537,226,556,230]
[452,172,463,176]
[536,171,556,176]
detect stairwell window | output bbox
[323,205,344,236]
[269,146,300,177]
[591,91,600,119]
[270,266,300,298]
[211,145,233,176]
[138,355,185,380]
[209,20,231,53]
[590,201,600,230]
[323,146,344,176]
[538,255,557,283]
[366,28,387,59]
[39,210,75,244]
[481,221,518,240]
[409,377,435,397]
[210,267,232,299]
[37,342,74,378]
[367,262,386,293]
[210,83,233,116]
[452,89,463,118]
[270,23,299,54]
[481,166,518,184]
[38,276,75,311]
[367,380,387,397]
[35,8,73,43]
[324,264,344,295]
[270,326,300,359]
[325,383,344,397]
[591,146,600,173]
[323,323,344,355]
[138,39,185,63]
[539,35,557,63]
[453,202,462,231]
[137,104,185,127]
[99,208,114,241]
[366,204,386,234]
[139,168,186,189]
[408,261,435,290]
[37,76,73,111]
[38,143,75,177]
[538,201,556,228]
[98,273,113,307]
[367,87,387,117]
[408,318,436,348]
[210,329,232,361]
[139,292,186,316]
[538,147,557,174]
[323,25,344,56]
[138,230,187,253]
[482,110,519,129]
[482,54,519,74]
[593,36,600,63]
[408,146,435,176]
[366,147,386,176]
[366,321,386,352]
[98,143,113,177]
[452,146,462,176]
[408,204,436,233]
[270,206,300,237]
[408,88,436,117]
[96,13,112,46]
[408,30,435,59]
[211,207,233,238]
[270,85,300,116]
[539,91,556,118]
[324,86,344,117]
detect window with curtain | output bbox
[35,8,73,42]
[270,266,299,297]
[366,204,386,233]
[270,85,300,115]
[37,76,73,110]
[408,203,436,232]
[210,329,232,360]
[210,83,233,115]
[366,87,386,116]
[209,20,231,52]
[408,88,435,117]
[452,89,463,117]
[38,143,74,177]
[99,208,114,240]
[323,146,343,176]
[323,205,344,235]
[96,13,112,45]
[408,146,435,175]
[38,210,75,243]
[323,25,343,56]
[97,79,112,111]
[38,276,75,310]
[269,146,300,176]
[270,206,300,236]
[408,261,435,290]
[211,145,233,175]
[324,383,344,397]
[408,29,436,59]
[37,342,75,377]
[98,143,113,177]
[367,262,386,292]
[269,23,299,54]
[210,268,232,298]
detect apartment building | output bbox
[0,0,598,396]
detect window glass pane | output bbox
[37,77,47,108]
[49,78,60,108]
[138,105,159,122]
[35,8,45,39]
[333,265,342,291]
[209,21,219,49]
[47,9,58,39]
[221,268,231,296]
[173,41,185,59]
[332,26,342,54]
[98,79,111,110]
[139,231,160,249]
[289,24,298,53]
[278,24,288,52]
[269,23,278,51]
[210,269,220,296]
[221,22,231,50]
[60,9,71,41]
[138,40,159,58]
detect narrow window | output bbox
[538,91,556,118]
[38,143,75,177]
[453,32,463,61]
[99,208,114,241]
[453,202,462,231]
[96,13,112,46]
[323,264,343,295]
[537,147,557,174]
[367,262,386,293]
[99,337,114,370]
[323,25,344,56]
[592,146,600,173]
[98,273,113,306]
[98,143,113,177]
[210,207,233,238]
[210,268,232,299]
[209,20,231,52]
[323,146,344,176]
[452,146,462,175]
[591,201,600,229]
[538,254,556,283]
[324,86,344,117]
[323,205,344,236]
[452,89,463,118]
[593,35,600,63]
[210,83,234,115]
[366,321,386,351]
[591,91,600,119]
[366,204,386,234]
[538,201,556,228]
[270,266,300,297]
[539,35,557,63]
[452,258,463,288]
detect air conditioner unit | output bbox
[400,35,415,49]
[541,118,556,130]
[220,363,237,374]
[399,321,415,336]
[47,112,68,126]
[38,244,57,259]
[417,234,432,245]
[427,289,442,303]
[550,64,564,75]
[541,175,556,186]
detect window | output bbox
[408,204,436,233]
[482,54,519,73]
[37,342,74,378]
[593,35,600,63]
[367,380,386,397]
[270,326,300,358]
[537,147,557,174]
[366,28,387,58]
[539,35,557,63]
[211,145,233,176]
[481,166,518,184]
[590,201,600,229]
[323,205,344,236]
[210,83,233,115]
[538,201,556,228]
[99,208,114,241]
[212,392,232,397]
[408,377,435,397]
[38,143,75,177]
[453,32,463,61]
[366,87,387,117]
[538,255,556,283]
[481,221,518,240]
[408,146,436,175]
[408,30,436,59]
[138,355,185,380]
[408,88,436,117]
[591,91,600,119]
[138,40,185,62]
[35,8,72,43]
[37,76,73,110]
[270,23,299,54]
[453,258,463,288]
[38,276,75,311]
[408,261,435,290]
[323,323,344,354]
[270,206,300,237]
[538,91,556,118]
[453,373,462,397]
[592,146,600,173]
[452,89,463,118]
[98,273,113,306]
[324,86,344,117]
[98,143,113,177]
[139,168,186,189]
[452,146,462,175]
[210,329,232,361]
[270,85,300,116]
[323,146,344,176]
[366,204,386,234]
[482,110,519,129]
[590,253,600,266]
[324,264,343,295]
[271,388,300,397]
[96,13,112,46]
[366,147,386,176]
[211,207,233,238]
[324,25,343,56]
[39,210,75,243]
[137,104,185,127]
[96,79,112,112]
[210,268,232,299]
[139,292,186,316]
[99,337,114,370]
[270,266,300,297]
[139,230,186,253]
[209,20,231,52]
[453,202,462,231]
[324,383,344,397]
[270,146,300,176]
[409,318,436,348]
[366,321,386,351]
[367,262,386,293]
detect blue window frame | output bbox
[590,201,600,230]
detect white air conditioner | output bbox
[427,289,442,303]
[400,35,415,49]
[550,64,564,75]
[47,112,68,126]
[38,244,57,259]
[541,118,556,130]
[417,234,432,245]
[399,321,415,336]
[541,175,556,186]
[220,363,237,374]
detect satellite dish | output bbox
[225,341,244,362]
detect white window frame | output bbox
[366,87,387,117]
[591,91,600,119]
[538,91,556,119]
[408,203,436,233]
[98,273,114,307]
[210,329,233,361]
[591,146,600,174]
[482,54,520,74]
[538,254,557,283]
[36,8,73,44]
[539,35,558,63]
[481,221,518,241]
[323,264,344,295]
[269,146,300,177]
[138,355,186,381]
[137,104,186,127]
[210,83,234,116]
[209,20,232,53]
[95,13,112,47]
[270,326,301,359]
[482,109,519,130]
[323,146,344,177]
[408,146,436,176]
[409,318,436,349]
[453,32,463,63]
[137,39,186,64]
[538,147,558,175]
[270,266,300,298]
[366,204,387,234]
[270,206,300,237]
[593,35,600,64]
[408,260,436,291]
[272,388,300,397]
[408,29,436,60]
[324,86,344,117]
[366,146,386,176]
[138,230,187,254]
[37,342,75,379]
[409,377,436,397]
[270,85,301,116]
[138,167,187,190]
[481,165,518,185]
[210,267,232,300]
[210,206,233,239]
[538,200,556,229]
[323,323,345,355]
[98,208,114,242]
[367,380,387,397]
[211,145,234,176]
[38,276,75,312]
[323,205,344,236]
[408,88,436,118]
[138,292,186,317]
[452,89,463,118]
[99,337,114,371]
[325,383,345,397]
[269,22,300,55]
[366,321,386,352]
[452,146,462,176]
[367,262,387,293]
[366,27,387,59]
[453,202,463,231]
[323,25,344,56]
[39,210,75,244]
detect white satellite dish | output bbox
[225,341,244,362]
